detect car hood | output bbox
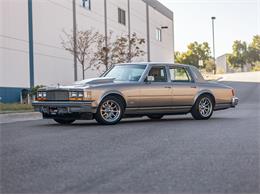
[42,77,116,91]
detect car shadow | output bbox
[38,116,241,127]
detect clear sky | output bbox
[158,0,260,57]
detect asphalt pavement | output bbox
[0,81,259,193]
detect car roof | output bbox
[116,62,193,68]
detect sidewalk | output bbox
[0,112,42,124]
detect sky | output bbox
[158,0,260,57]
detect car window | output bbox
[170,67,191,82]
[148,67,167,82]
[104,65,146,81]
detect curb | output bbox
[0,112,42,124]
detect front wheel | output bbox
[53,119,75,125]
[95,96,124,125]
[191,94,214,120]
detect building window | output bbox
[82,0,91,10]
[156,28,162,41]
[118,8,126,25]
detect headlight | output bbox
[37,91,47,101]
[78,91,84,98]
[70,92,78,98]
[38,92,43,98]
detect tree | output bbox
[127,33,145,62]
[247,35,260,66]
[94,32,145,73]
[227,40,248,71]
[61,29,100,79]
[174,42,211,68]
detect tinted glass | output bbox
[148,67,167,82]
[104,65,146,81]
[170,67,191,82]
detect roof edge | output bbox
[143,0,173,20]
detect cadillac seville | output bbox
[32,63,238,125]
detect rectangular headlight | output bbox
[70,92,78,98]
[78,91,84,98]
[38,92,43,98]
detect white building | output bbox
[0,0,174,103]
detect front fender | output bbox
[97,90,127,105]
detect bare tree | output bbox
[94,32,146,73]
[93,31,115,73]
[61,29,100,80]
[127,33,146,62]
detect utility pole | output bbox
[73,0,78,81]
[28,0,34,88]
[211,16,216,74]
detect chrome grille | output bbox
[46,91,69,101]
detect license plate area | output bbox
[49,107,58,115]
[48,107,69,115]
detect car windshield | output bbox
[103,64,146,82]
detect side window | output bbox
[156,28,162,41]
[118,8,126,25]
[170,67,191,82]
[82,0,91,10]
[148,67,167,82]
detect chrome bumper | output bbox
[32,101,97,114]
[231,97,239,107]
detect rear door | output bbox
[169,66,198,106]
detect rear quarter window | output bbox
[190,66,205,82]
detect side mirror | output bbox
[147,76,155,82]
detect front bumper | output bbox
[32,101,97,114]
[231,96,239,107]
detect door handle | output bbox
[164,86,172,89]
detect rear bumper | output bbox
[231,96,239,107]
[32,101,97,114]
[214,96,239,111]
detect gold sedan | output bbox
[32,63,238,125]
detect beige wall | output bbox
[0,0,30,88]
[1,0,174,88]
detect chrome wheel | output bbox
[100,100,121,123]
[199,97,213,117]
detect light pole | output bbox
[211,16,216,74]
[73,0,78,81]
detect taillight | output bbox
[232,89,235,96]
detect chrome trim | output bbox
[231,97,239,107]
[32,101,96,113]
[125,105,191,114]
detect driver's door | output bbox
[138,66,173,107]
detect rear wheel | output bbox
[147,114,164,120]
[191,94,214,120]
[95,96,124,125]
[54,119,75,125]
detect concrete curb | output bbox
[0,112,42,124]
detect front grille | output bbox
[46,90,69,101]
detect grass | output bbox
[0,103,34,114]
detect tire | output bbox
[147,114,164,120]
[191,94,214,120]
[54,119,75,125]
[95,96,124,125]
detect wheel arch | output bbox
[193,90,216,107]
[98,91,127,108]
